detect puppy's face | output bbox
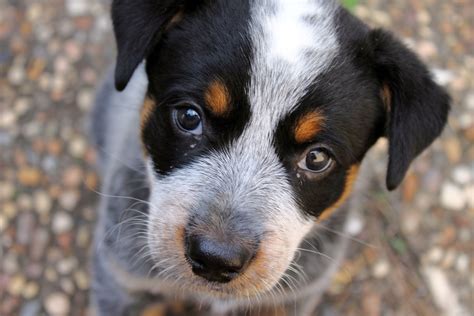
[112,0,449,299]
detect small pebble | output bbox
[59,190,80,211]
[44,292,70,316]
[63,166,84,188]
[8,275,26,296]
[455,254,469,272]
[17,194,33,211]
[3,253,19,274]
[0,214,6,232]
[19,300,41,316]
[52,212,73,234]
[77,89,93,111]
[18,167,42,186]
[443,137,462,163]
[440,182,467,211]
[69,136,87,158]
[432,68,454,86]
[31,230,49,261]
[66,0,88,16]
[23,282,39,299]
[76,225,90,248]
[74,270,90,290]
[57,257,78,275]
[0,111,17,128]
[372,260,390,278]
[0,182,15,200]
[345,214,364,236]
[451,165,472,185]
[17,212,35,245]
[464,185,474,209]
[60,278,75,294]
[426,247,443,263]
[45,267,58,282]
[34,190,52,215]
[441,249,456,269]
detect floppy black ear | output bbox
[369,29,450,191]
[112,0,188,91]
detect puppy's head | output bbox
[112,0,449,299]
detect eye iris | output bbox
[306,148,331,172]
[177,108,201,131]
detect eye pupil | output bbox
[177,108,201,132]
[305,148,332,172]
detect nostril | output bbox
[185,235,254,283]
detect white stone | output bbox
[14,97,30,116]
[59,191,79,211]
[425,247,443,263]
[464,185,474,209]
[0,182,15,200]
[422,266,469,316]
[77,89,93,111]
[0,111,17,128]
[34,190,52,215]
[452,165,472,185]
[345,213,364,236]
[69,136,87,158]
[372,260,390,278]
[57,257,78,275]
[44,292,70,316]
[432,68,455,86]
[52,212,73,234]
[465,92,474,110]
[66,0,88,16]
[455,254,469,272]
[440,182,467,211]
[0,214,6,232]
[8,65,25,85]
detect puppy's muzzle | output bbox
[185,233,256,283]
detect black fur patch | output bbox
[142,1,253,175]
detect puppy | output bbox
[90,0,449,315]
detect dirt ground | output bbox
[0,0,472,315]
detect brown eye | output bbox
[300,147,333,173]
[174,107,202,135]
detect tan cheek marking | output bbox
[381,83,392,112]
[174,226,185,251]
[294,111,325,143]
[204,80,231,116]
[318,164,360,221]
[140,97,156,156]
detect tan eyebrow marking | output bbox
[141,97,156,130]
[204,80,231,116]
[317,164,360,222]
[294,110,325,143]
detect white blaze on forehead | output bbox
[248,0,339,125]
[266,0,328,65]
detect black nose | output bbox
[185,235,254,283]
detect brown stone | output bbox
[18,167,42,186]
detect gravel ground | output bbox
[0,0,472,315]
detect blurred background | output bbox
[0,0,472,315]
